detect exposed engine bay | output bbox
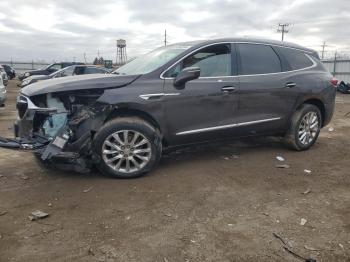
[0,90,113,172]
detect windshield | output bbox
[40,64,52,70]
[113,44,192,75]
[49,66,72,77]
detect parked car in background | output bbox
[18,62,85,81]
[1,64,16,79]
[0,38,336,178]
[0,66,8,86]
[20,65,110,87]
[0,73,6,107]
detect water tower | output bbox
[116,39,127,66]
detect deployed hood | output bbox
[22,74,141,96]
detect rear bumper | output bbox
[323,101,335,127]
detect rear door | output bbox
[236,43,299,135]
[163,43,240,144]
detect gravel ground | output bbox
[0,80,349,262]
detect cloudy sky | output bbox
[0,0,349,63]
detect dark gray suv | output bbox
[0,38,336,178]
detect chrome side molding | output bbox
[176,117,281,135]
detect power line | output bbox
[277,23,290,41]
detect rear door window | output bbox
[237,44,281,75]
[278,47,313,70]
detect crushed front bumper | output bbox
[0,93,107,173]
[0,94,74,159]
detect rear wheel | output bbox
[284,104,322,151]
[93,117,162,178]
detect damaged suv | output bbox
[0,38,336,178]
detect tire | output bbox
[92,117,162,178]
[284,104,322,151]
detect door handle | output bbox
[285,82,296,88]
[221,86,236,92]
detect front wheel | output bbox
[284,104,322,151]
[93,117,162,178]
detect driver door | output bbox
[163,43,240,144]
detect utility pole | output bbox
[277,23,290,41]
[83,53,87,64]
[333,50,337,76]
[164,30,167,46]
[321,41,326,59]
[97,49,100,58]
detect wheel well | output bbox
[302,99,326,126]
[104,108,168,146]
[105,108,160,130]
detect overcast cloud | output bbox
[0,0,349,62]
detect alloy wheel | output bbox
[298,111,319,146]
[102,130,152,173]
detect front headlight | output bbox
[24,72,30,77]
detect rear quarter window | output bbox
[278,47,314,70]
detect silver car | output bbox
[0,66,8,86]
[0,74,6,107]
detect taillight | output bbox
[330,77,338,87]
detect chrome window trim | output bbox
[160,41,317,80]
[176,117,281,135]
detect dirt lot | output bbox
[0,80,349,262]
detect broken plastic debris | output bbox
[83,187,93,193]
[302,189,311,195]
[304,169,312,174]
[300,218,307,226]
[328,127,334,132]
[20,174,29,180]
[339,243,344,249]
[275,164,290,169]
[276,156,285,161]
[29,210,49,221]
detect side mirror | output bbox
[174,67,200,88]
